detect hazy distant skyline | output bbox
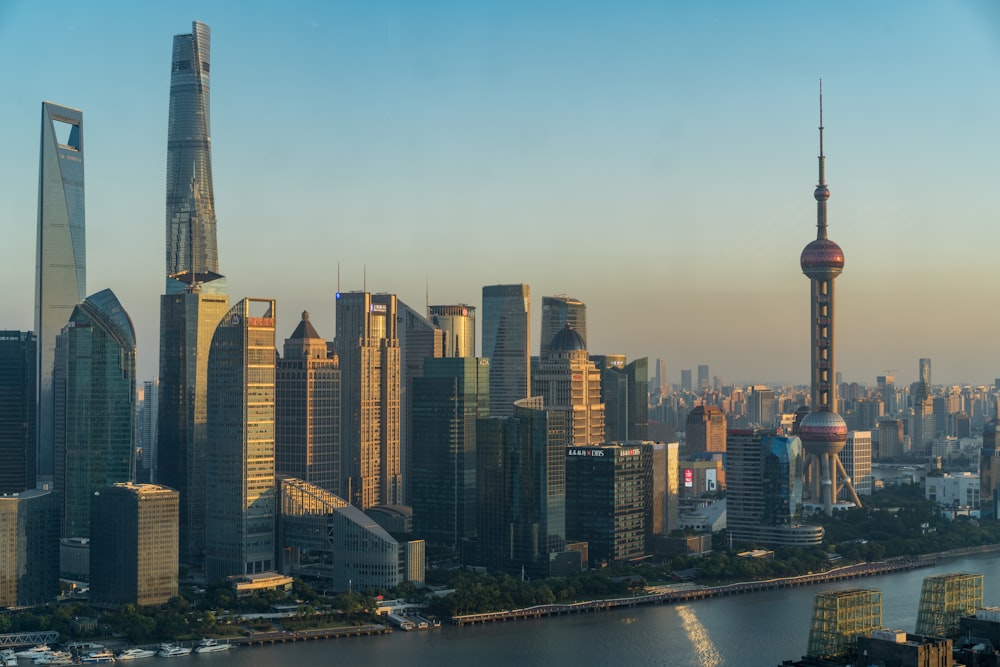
[2,1,998,386]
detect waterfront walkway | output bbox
[451,558,932,626]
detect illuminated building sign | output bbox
[684,469,694,487]
[370,303,387,313]
[568,449,604,457]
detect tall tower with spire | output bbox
[797,83,861,516]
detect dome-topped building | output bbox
[532,325,604,446]
[548,325,586,355]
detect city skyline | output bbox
[2,1,999,385]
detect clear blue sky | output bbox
[1,0,998,386]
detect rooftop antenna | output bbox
[363,264,367,293]
[425,277,429,314]
[337,262,340,293]
[815,79,829,240]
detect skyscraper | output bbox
[482,284,530,417]
[686,405,727,454]
[476,397,566,577]
[166,21,217,279]
[90,483,179,607]
[398,300,444,504]
[539,295,586,358]
[58,289,136,539]
[276,311,340,494]
[138,379,159,482]
[411,357,489,547]
[797,86,861,515]
[697,365,710,391]
[428,304,476,358]
[335,291,402,508]
[594,355,649,442]
[0,331,36,494]
[0,489,59,607]
[532,326,605,446]
[205,299,276,582]
[35,101,85,484]
[157,20,229,565]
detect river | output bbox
[136,552,1000,667]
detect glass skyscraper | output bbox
[0,331,36,494]
[57,289,136,539]
[157,20,228,565]
[166,20,217,279]
[35,101,86,483]
[205,299,276,582]
[482,284,530,418]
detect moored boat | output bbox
[193,639,232,654]
[115,648,156,661]
[80,648,116,663]
[156,645,191,658]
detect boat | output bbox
[156,645,191,658]
[2,650,18,667]
[193,639,232,654]
[35,653,74,666]
[14,647,50,660]
[80,649,116,663]
[115,648,156,661]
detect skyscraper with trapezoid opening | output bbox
[35,101,86,485]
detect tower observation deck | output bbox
[797,83,861,516]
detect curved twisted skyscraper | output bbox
[158,21,228,566]
[166,20,217,280]
[35,101,86,483]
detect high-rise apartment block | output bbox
[0,489,59,607]
[482,284,530,418]
[411,357,489,547]
[0,331,37,494]
[428,304,476,358]
[276,311,340,494]
[90,483,179,606]
[58,289,136,539]
[36,101,86,484]
[877,418,905,459]
[335,291,402,508]
[532,326,604,446]
[205,299,276,582]
[539,295,586,358]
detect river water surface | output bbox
[141,552,1000,667]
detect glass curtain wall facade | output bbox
[157,284,229,564]
[0,489,59,607]
[410,357,489,547]
[35,101,86,483]
[428,305,476,358]
[482,284,530,418]
[206,299,276,582]
[58,289,136,539]
[0,331,37,493]
[166,21,217,278]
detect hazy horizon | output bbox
[2,1,998,387]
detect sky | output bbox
[1,0,999,387]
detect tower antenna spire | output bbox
[815,79,829,240]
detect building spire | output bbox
[815,79,830,240]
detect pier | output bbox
[452,558,933,626]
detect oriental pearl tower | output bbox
[797,83,861,516]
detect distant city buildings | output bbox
[686,405,727,454]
